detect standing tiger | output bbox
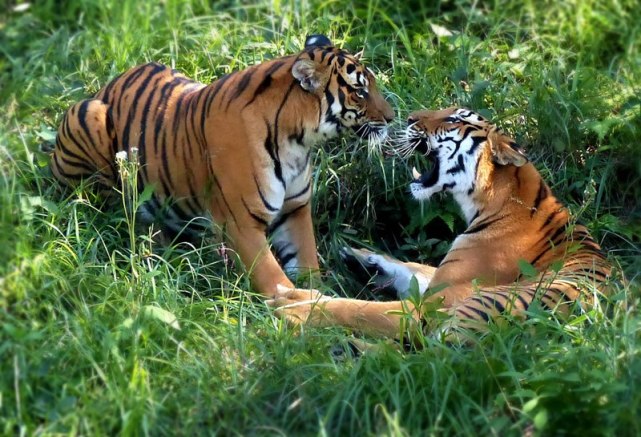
[270,107,612,339]
[50,35,394,297]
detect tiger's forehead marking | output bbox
[307,46,371,88]
[342,61,369,88]
[452,109,487,125]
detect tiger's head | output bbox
[292,34,394,145]
[405,107,528,222]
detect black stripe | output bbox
[122,63,165,153]
[463,214,504,235]
[272,81,298,175]
[116,66,148,103]
[158,172,174,199]
[205,73,234,117]
[58,121,95,164]
[197,86,213,147]
[186,180,204,214]
[461,305,490,322]
[335,73,357,93]
[217,71,241,109]
[172,88,187,142]
[274,242,293,259]
[455,307,477,320]
[58,154,100,175]
[56,117,106,175]
[268,203,307,233]
[466,134,485,155]
[167,200,194,223]
[52,153,87,180]
[441,182,456,191]
[516,293,530,310]
[438,258,459,267]
[137,74,165,185]
[116,64,161,129]
[446,154,465,174]
[263,119,285,188]
[76,100,111,165]
[186,83,205,154]
[531,179,549,216]
[529,246,552,267]
[284,180,311,202]
[444,136,463,160]
[98,71,125,102]
[211,174,238,224]
[106,106,117,157]
[538,209,562,231]
[60,115,88,160]
[227,67,257,110]
[153,80,178,154]
[473,151,482,180]
[279,252,297,266]
[254,175,279,212]
[547,285,568,301]
[536,223,567,249]
[244,61,286,108]
[242,198,269,227]
[473,295,505,313]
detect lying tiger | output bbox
[49,35,394,297]
[270,107,612,338]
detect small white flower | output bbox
[115,151,128,162]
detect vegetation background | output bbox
[1,0,640,434]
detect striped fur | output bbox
[270,107,612,339]
[50,35,394,297]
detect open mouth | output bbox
[406,127,439,188]
[411,152,439,188]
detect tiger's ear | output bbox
[304,34,332,48]
[292,59,327,92]
[353,49,364,61]
[488,129,528,167]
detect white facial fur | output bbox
[408,109,487,224]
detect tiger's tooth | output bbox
[412,166,421,180]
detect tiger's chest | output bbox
[258,137,313,216]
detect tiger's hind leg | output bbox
[51,99,117,195]
[341,247,435,298]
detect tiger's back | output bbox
[52,63,210,230]
[50,36,395,297]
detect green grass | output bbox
[1,0,640,435]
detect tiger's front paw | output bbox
[267,285,333,326]
[340,246,398,291]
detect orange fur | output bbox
[50,36,394,297]
[271,107,612,338]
